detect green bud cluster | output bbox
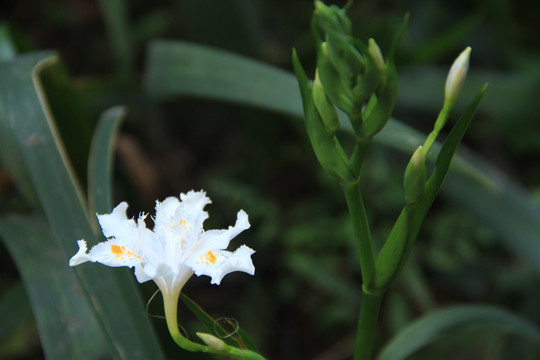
[312,1,399,138]
[293,0,405,184]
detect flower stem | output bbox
[354,290,384,360]
[162,289,208,352]
[342,181,375,285]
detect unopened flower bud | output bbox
[197,332,226,351]
[367,38,385,72]
[313,69,340,134]
[444,47,471,108]
[314,0,352,35]
[318,42,355,115]
[403,146,426,203]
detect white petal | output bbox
[154,197,181,229]
[69,240,91,266]
[200,210,250,250]
[83,240,143,268]
[177,190,211,235]
[180,190,212,211]
[134,265,153,283]
[188,245,255,285]
[153,264,194,296]
[97,202,138,245]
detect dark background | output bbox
[1,0,539,359]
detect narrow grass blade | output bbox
[0,52,164,359]
[377,305,540,360]
[0,216,109,359]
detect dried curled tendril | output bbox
[214,317,240,339]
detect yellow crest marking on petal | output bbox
[172,218,191,233]
[200,250,217,265]
[111,244,140,259]
[111,244,124,256]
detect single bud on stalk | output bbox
[403,146,426,203]
[367,38,386,72]
[444,47,471,108]
[197,333,227,351]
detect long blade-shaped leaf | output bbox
[88,106,126,217]
[0,282,34,351]
[0,216,108,359]
[98,0,132,81]
[144,40,300,116]
[143,40,540,275]
[377,305,540,360]
[0,52,164,359]
[0,25,39,208]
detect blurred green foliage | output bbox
[0,0,539,359]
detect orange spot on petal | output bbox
[200,250,218,265]
[111,244,124,256]
[111,244,140,259]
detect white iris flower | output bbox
[70,190,255,302]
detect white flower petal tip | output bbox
[191,244,256,285]
[445,46,471,106]
[69,190,255,295]
[236,210,251,230]
[69,240,90,266]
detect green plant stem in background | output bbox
[355,291,384,360]
[342,182,375,287]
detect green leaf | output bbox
[0,24,18,62]
[377,305,540,360]
[0,24,39,208]
[0,52,164,359]
[88,106,126,217]
[98,0,132,81]
[0,216,108,359]
[143,41,540,276]
[0,282,34,351]
[144,40,301,116]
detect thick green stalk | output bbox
[342,181,375,286]
[354,291,384,360]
